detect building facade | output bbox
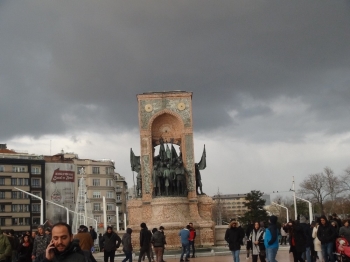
[0,144,46,233]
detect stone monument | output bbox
[128,91,214,248]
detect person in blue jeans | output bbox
[264,215,279,262]
[225,220,244,262]
[317,215,337,262]
[179,225,190,262]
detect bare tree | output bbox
[340,168,350,192]
[299,172,330,215]
[324,167,343,213]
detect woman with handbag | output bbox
[249,221,266,262]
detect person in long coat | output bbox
[225,220,245,262]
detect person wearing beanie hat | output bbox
[101,226,121,262]
[264,215,279,262]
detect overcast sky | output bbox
[1,0,350,198]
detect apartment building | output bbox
[0,144,46,233]
[74,158,128,234]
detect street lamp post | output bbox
[14,187,44,225]
[272,202,289,222]
[296,196,313,222]
[46,200,69,224]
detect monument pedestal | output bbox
[128,195,214,248]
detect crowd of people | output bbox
[225,215,279,262]
[224,213,350,262]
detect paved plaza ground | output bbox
[93,246,291,262]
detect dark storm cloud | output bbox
[1,0,350,141]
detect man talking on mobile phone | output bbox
[43,222,87,262]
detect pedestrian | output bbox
[17,235,33,262]
[0,228,12,262]
[158,226,166,262]
[317,216,337,262]
[312,220,324,262]
[138,223,152,262]
[98,233,103,252]
[31,225,48,262]
[339,219,350,243]
[225,220,244,262]
[299,216,312,262]
[73,225,94,262]
[188,223,196,258]
[264,215,279,262]
[101,226,122,262]
[151,228,166,262]
[280,224,287,245]
[289,220,306,262]
[249,221,266,262]
[121,228,133,262]
[179,225,190,262]
[45,228,52,242]
[246,221,254,260]
[317,215,337,262]
[89,226,97,245]
[43,222,86,262]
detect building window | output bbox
[0,191,5,199]
[11,178,17,186]
[32,192,41,199]
[106,191,114,198]
[0,166,4,172]
[32,217,40,225]
[116,194,121,201]
[0,178,4,185]
[93,203,100,211]
[116,186,122,193]
[0,204,5,212]
[77,167,85,174]
[24,205,30,212]
[106,204,114,211]
[0,218,5,226]
[92,191,101,198]
[106,167,114,174]
[24,178,29,185]
[92,167,100,174]
[107,215,113,223]
[11,192,18,199]
[78,204,84,212]
[25,218,30,225]
[32,179,41,187]
[94,215,101,223]
[13,166,26,173]
[12,218,18,225]
[12,205,18,212]
[92,179,100,186]
[106,179,113,186]
[31,166,41,174]
[17,178,23,185]
[32,204,40,212]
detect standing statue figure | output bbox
[163,164,171,196]
[136,169,142,197]
[195,145,206,195]
[153,163,162,196]
[175,161,187,196]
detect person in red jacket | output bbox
[189,223,196,258]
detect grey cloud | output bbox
[0,0,350,143]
